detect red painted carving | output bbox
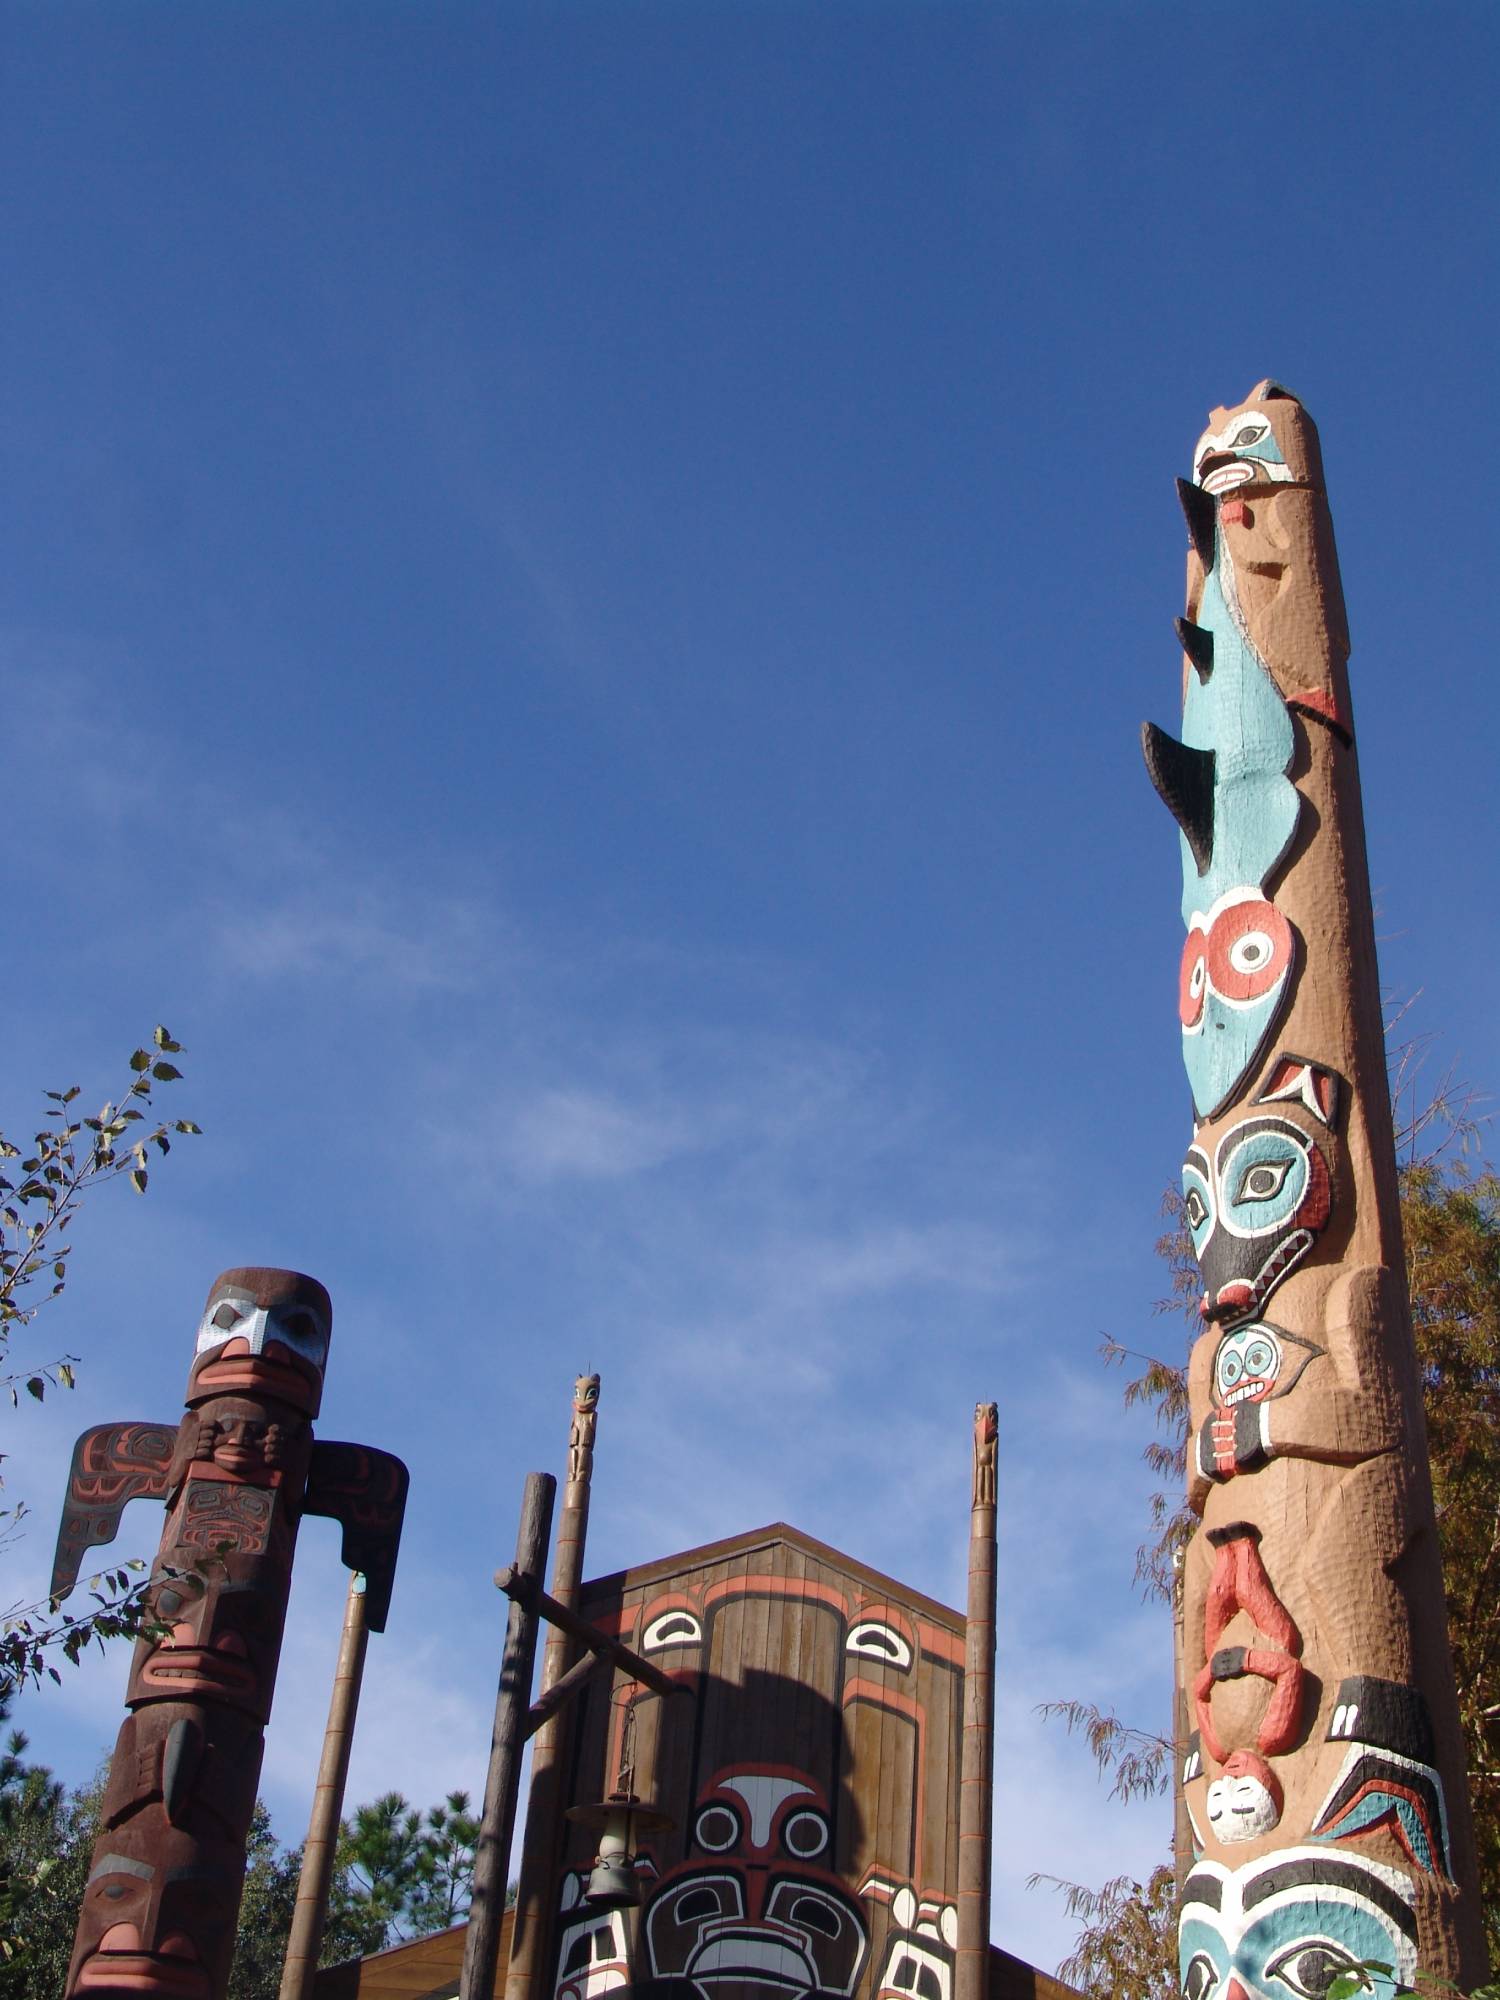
[1194,1525,1305,1763]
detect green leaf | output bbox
[57,1362,75,1389]
[25,1378,45,1401]
[129,1049,152,1072]
[129,1168,147,1194]
[175,1120,202,1134]
[154,1026,182,1051]
[151,1061,182,1082]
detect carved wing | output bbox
[303,1441,410,1632]
[51,1421,179,1600]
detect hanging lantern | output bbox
[566,1794,674,1910]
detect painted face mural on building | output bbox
[547,1530,962,2000]
[1144,387,1486,1989]
[52,1269,408,2000]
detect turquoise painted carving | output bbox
[1179,1847,1418,2000]
[1144,482,1302,1119]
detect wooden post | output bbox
[278,1572,371,2000]
[956,1402,997,2000]
[461,1473,556,2000]
[506,1375,599,2000]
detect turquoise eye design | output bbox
[1232,425,1268,449]
[1216,1124,1311,1240]
[1235,1158,1293,1204]
[1265,1938,1366,1998]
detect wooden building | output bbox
[315,1524,1080,2000]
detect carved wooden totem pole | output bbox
[1143,385,1486,1995]
[51,1267,409,2000]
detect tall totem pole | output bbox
[1143,384,1486,1996]
[51,1267,408,2000]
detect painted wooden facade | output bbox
[312,1924,1080,2000]
[539,1523,967,2000]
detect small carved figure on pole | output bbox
[568,1372,600,1485]
[971,1401,997,1509]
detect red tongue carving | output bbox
[1221,496,1247,526]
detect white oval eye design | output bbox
[642,1610,702,1652]
[782,1808,829,1859]
[1231,424,1268,449]
[847,1620,912,1670]
[694,1803,741,1853]
[1228,928,1275,976]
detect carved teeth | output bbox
[1200,459,1257,496]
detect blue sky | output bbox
[4,0,1498,1974]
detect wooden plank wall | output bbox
[548,1526,972,2000]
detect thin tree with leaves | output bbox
[0,1029,199,1696]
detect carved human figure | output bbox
[568,1372,600,1484]
[54,1269,408,2000]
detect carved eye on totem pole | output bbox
[187,1268,331,1417]
[1183,1117,1332,1323]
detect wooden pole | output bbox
[278,1573,371,2000]
[506,1375,599,2000]
[461,1472,556,2000]
[956,1402,997,2000]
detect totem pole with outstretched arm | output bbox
[1144,385,1486,1995]
[51,1267,408,2000]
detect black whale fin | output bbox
[1175,617,1214,683]
[1142,721,1215,875]
[1177,477,1217,569]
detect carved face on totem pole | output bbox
[187,1267,331,1418]
[1191,383,1325,499]
[1179,1847,1418,2000]
[71,1821,247,1998]
[1182,1117,1332,1324]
